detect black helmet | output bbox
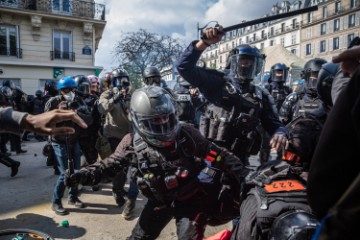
[0,86,12,105]
[270,63,289,82]
[143,66,161,86]
[112,68,130,89]
[303,58,327,92]
[130,86,179,148]
[269,211,319,240]
[35,90,43,98]
[317,63,339,107]
[2,79,16,89]
[230,44,265,84]
[73,75,91,94]
[44,80,58,96]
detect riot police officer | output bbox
[176,27,288,167]
[65,86,248,239]
[279,58,328,164]
[259,63,292,163]
[73,75,100,165]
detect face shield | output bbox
[79,82,90,94]
[272,69,288,82]
[230,53,263,83]
[144,76,161,87]
[305,71,319,90]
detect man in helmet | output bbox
[73,75,100,166]
[98,67,132,213]
[0,86,21,177]
[87,75,100,96]
[65,86,249,239]
[45,76,93,215]
[177,26,287,188]
[31,90,46,141]
[259,63,292,163]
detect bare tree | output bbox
[113,29,185,86]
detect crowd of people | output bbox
[1,25,359,239]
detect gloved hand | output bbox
[64,170,82,187]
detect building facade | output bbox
[200,0,359,74]
[0,0,106,94]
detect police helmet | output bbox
[130,86,179,148]
[303,58,327,91]
[35,90,43,98]
[112,68,130,88]
[73,75,91,94]
[57,76,76,90]
[269,210,319,240]
[143,67,161,86]
[88,75,99,92]
[2,79,16,89]
[270,63,289,83]
[230,44,265,84]
[0,86,12,105]
[44,80,58,95]
[317,63,339,107]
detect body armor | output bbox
[269,84,291,112]
[292,94,327,121]
[132,127,203,205]
[199,79,270,157]
[173,87,195,123]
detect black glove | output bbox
[64,170,82,187]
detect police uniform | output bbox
[67,123,248,239]
[176,41,287,164]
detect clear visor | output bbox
[230,54,262,80]
[306,71,319,89]
[272,69,288,82]
[137,112,177,136]
[145,77,161,86]
[79,83,90,94]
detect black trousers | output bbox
[129,199,207,240]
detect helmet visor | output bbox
[145,77,161,86]
[230,54,263,81]
[306,71,319,89]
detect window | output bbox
[52,0,72,14]
[52,30,73,61]
[307,12,313,23]
[306,43,312,55]
[291,34,296,45]
[220,55,223,63]
[348,33,355,46]
[261,30,265,39]
[350,0,357,8]
[0,25,20,58]
[291,49,297,55]
[270,27,274,36]
[335,1,341,14]
[334,19,340,31]
[333,37,339,50]
[253,33,256,41]
[281,23,285,32]
[260,43,264,49]
[280,37,285,46]
[270,40,274,46]
[320,40,326,53]
[322,6,327,18]
[292,19,297,28]
[320,23,327,35]
[246,36,249,43]
[349,14,355,28]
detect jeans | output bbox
[52,141,81,204]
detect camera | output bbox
[66,100,80,110]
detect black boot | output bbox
[11,161,20,177]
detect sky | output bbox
[94,0,280,72]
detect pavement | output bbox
[0,138,243,240]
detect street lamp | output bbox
[197,21,219,39]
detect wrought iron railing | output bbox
[0,47,22,58]
[0,0,105,21]
[50,51,75,61]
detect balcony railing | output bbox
[0,0,105,21]
[50,51,75,61]
[0,47,22,58]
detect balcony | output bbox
[50,51,75,61]
[0,47,22,58]
[0,0,105,21]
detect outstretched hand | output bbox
[21,109,87,136]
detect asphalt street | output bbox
[0,138,240,240]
